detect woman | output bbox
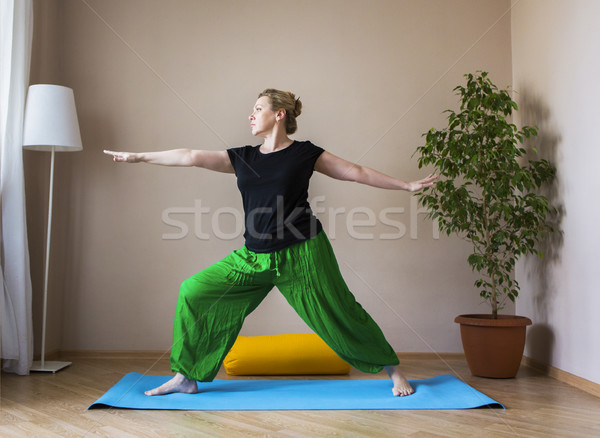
[104,89,436,397]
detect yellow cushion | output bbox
[223,333,352,375]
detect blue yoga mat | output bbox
[88,373,503,410]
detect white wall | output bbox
[512,0,600,384]
[27,0,513,356]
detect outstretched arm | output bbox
[314,151,436,192]
[103,149,234,173]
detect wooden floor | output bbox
[2,355,600,437]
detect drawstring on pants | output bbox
[272,253,281,279]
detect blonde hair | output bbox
[258,88,302,134]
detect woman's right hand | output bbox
[103,150,141,163]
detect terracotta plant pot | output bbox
[454,314,532,378]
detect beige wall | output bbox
[26,0,513,355]
[26,0,63,358]
[512,0,600,385]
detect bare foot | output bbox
[384,365,414,397]
[144,372,199,396]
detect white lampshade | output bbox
[23,84,83,151]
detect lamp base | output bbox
[30,360,72,373]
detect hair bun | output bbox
[294,97,302,118]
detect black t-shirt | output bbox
[227,140,325,253]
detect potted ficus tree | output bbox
[415,72,556,378]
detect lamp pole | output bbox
[37,146,55,370]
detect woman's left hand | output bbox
[405,173,438,193]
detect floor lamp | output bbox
[23,84,83,373]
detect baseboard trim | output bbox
[49,350,465,361]
[34,350,61,361]
[522,356,600,398]
[397,352,465,360]
[56,350,171,360]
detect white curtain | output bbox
[0,0,34,375]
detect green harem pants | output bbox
[170,230,400,382]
